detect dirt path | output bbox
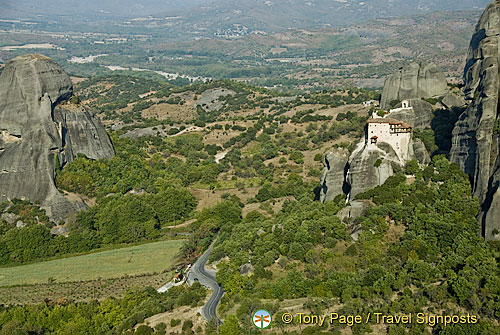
[166,219,197,229]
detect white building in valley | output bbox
[366,117,412,161]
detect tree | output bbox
[289,151,304,164]
[135,325,154,335]
[155,323,167,335]
[150,187,197,224]
[3,225,53,262]
[95,195,159,243]
[288,242,304,260]
[182,320,194,333]
[205,318,218,335]
[219,315,240,335]
[405,159,419,175]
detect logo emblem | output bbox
[253,309,272,329]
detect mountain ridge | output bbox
[0,0,491,32]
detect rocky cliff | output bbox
[380,62,448,110]
[321,136,428,202]
[320,149,349,202]
[450,0,500,240]
[0,55,114,221]
[388,99,434,129]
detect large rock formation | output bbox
[380,62,448,110]
[388,99,434,129]
[346,142,401,198]
[450,0,500,241]
[0,55,114,221]
[441,92,466,109]
[320,149,349,202]
[345,139,423,199]
[413,138,431,165]
[321,135,428,202]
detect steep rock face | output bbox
[442,92,466,109]
[450,1,500,240]
[347,141,412,199]
[321,136,419,203]
[413,139,431,165]
[0,55,114,221]
[53,106,115,161]
[389,99,434,129]
[320,149,349,201]
[380,62,448,110]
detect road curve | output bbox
[189,243,224,323]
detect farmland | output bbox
[0,240,183,287]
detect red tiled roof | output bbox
[367,118,412,128]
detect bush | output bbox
[289,151,304,164]
[135,325,154,335]
[288,242,305,260]
[182,320,193,332]
[170,319,181,327]
[71,95,80,104]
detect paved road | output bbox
[189,243,224,323]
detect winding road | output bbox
[188,243,224,323]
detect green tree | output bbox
[219,315,240,335]
[135,325,154,335]
[3,225,53,262]
[150,187,197,224]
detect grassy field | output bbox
[0,240,184,287]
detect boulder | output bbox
[320,149,350,202]
[1,212,17,225]
[449,1,500,240]
[16,220,28,228]
[50,225,69,236]
[0,55,114,222]
[380,62,448,110]
[239,263,254,275]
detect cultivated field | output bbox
[0,240,184,286]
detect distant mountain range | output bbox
[0,0,206,18]
[1,0,491,31]
[174,0,491,32]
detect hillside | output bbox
[0,51,500,334]
[169,0,490,33]
[2,2,500,335]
